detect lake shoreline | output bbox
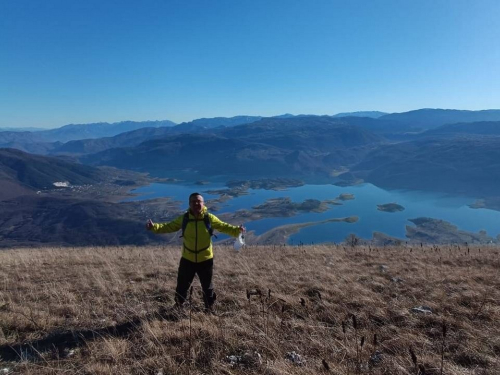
[123,177,500,246]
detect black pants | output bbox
[175,257,215,308]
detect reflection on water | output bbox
[125,182,500,244]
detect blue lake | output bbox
[125,182,500,244]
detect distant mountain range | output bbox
[2,108,500,247]
[50,116,271,155]
[2,109,500,154]
[80,116,385,178]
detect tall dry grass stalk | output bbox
[441,320,447,375]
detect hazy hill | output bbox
[81,134,317,177]
[346,137,500,196]
[0,127,45,132]
[183,115,263,128]
[217,116,385,150]
[0,148,105,200]
[421,121,500,137]
[332,111,387,118]
[325,116,419,138]
[0,131,48,150]
[41,120,177,142]
[0,120,176,150]
[0,139,61,155]
[50,127,180,155]
[379,109,500,129]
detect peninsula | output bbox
[221,216,359,245]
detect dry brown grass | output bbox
[0,244,499,374]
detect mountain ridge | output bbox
[80,117,385,178]
[379,108,500,129]
[3,109,500,155]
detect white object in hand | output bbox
[233,233,245,251]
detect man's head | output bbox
[189,193,205,216]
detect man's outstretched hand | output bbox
[239,225,246,233]
[146,219,154,231]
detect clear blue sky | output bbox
[1,0,499,128]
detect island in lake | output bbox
[406,217,497,244]
[468,197,500,212]
[195,180,211,185]
[337,193,355,201]
[205,178,305,202]
[226,178,304,191]
[377,203,405,212]
[369,217,498,246]
[229,197,343,222]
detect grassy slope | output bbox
[0,245,498,374]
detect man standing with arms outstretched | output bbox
[146,192,245,313]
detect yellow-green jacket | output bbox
[151,207,240,263]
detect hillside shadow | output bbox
[0,307,182,362]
